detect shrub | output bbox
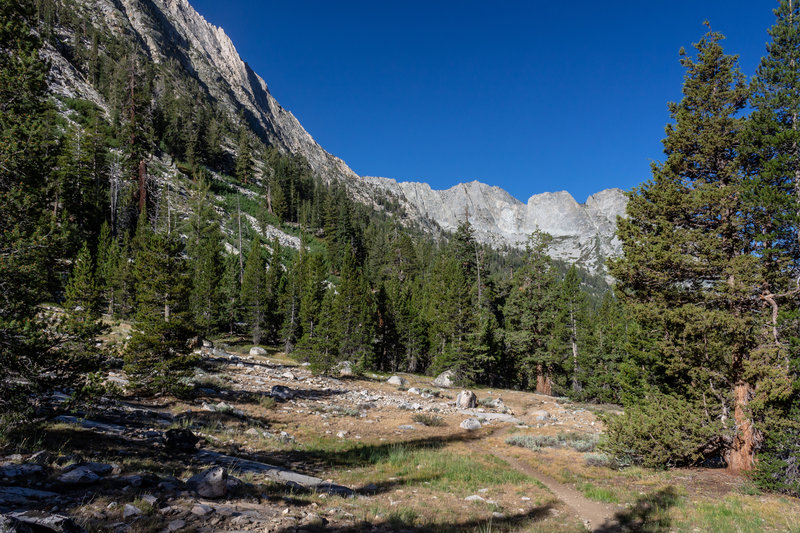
[412,413,446,427]
[601,393,722,468]
[584,453,612,468]
[259,396,277,410]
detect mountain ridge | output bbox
[45,0,627,272]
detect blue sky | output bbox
[190,1,776,203]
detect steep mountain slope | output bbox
[47,0,627,272]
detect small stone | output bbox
[282,371,296,380]
[336,430,348,438]
[530,410,550,421]
[398,425,415,430]
[123,503,142,519]
[191,503,213,516]
[28,451,54,466]
[270,385,293,401]
[387,376,407,386]
[168,519,186,531]
[140,494,158,506]
[464,495,485,502]
[407,387,421,395]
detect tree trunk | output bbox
[727,381,756,471]
[535,364,552,395]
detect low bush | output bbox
[412,413,446,427]
[601,393,722,468]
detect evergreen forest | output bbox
[2,0,800,502]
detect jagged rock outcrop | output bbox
[364,178,627,273]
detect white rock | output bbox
[432,370,456,388]
[186,467,228,499]
[460,418,482,431]
[249,346,267,356]
[456,390,478,409]
[387,376,407,386]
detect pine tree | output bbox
[234,119,252,183]
[503,231,561,394]
[334,248,376,370]
[0,0,60,419]
[124,216,195,394]
[740,0,800,490]
[59,242,105,398]
[263,237,284,342]
[609,29,767,469]
[220,253,242,335]
[186,177,224,332]
[241,238,267,345]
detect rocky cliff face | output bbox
[364,178,627,272]
[48,0,627,272]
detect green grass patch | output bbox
[577,482,619,503]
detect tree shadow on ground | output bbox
[273,502,556,533]
[595,486,679,533]
[273,428,490,474]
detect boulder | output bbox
[0,463,42,480]
[335,361,354,377]
[460,418,482,431]
[270,385,293,401]
[162,428,200,452]
[202,339,214,348]
[387,375,407,386]
[186,467,228,499]
[456,390,478,409]
[28,451,54,466]
[433,370,456,388]
[249,346,267,356]
[57,466,101,485]
[63,462,113,476]
[5,511,85,533]
[122,504,141,519]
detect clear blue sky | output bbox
[190,1,776,203]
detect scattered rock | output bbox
[249,346,267,356]
[335,361,354,377]
[191,503,214,517]
[336,431,348,438]
[464,494,485,502]
[186,467,228,499]
[460,418,482,430]
[63,462,113,476]
[433,370,456,388]
[57,466,101,485]
[0,486,59,507]
[270,385,293,401]
[456,390,478,409]
[398,425,416,430]
[0,463,43,480]
[282,371,296,380]
[202,339,213,348]
[5,510,85,533]
[407,387,421,395]
[122,504,141,519]
[530,410,550,421]
[162,428,200,452]
[28,451,54,466]
[167,519,185,532]
[387,376,407,386]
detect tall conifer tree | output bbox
[609,29,769,469]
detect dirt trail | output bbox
[476,427,621,532]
